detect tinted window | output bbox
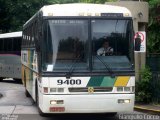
[42,20,89,72]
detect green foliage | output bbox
[135,66,152,103]
[146,0,160,53]
[0,0,51,32]
[48,0,117,4]
[48,0,80,4]
[0,0,117,32]
[80,0,117,4]
[0,0,11,32]
[1,0,159,40]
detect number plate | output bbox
[57,79,81,85]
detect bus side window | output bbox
[0,39,4,52]
[4,38,12,51]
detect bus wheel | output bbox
[35,82,46,116]
[25,89,31,97]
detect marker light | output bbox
[124,99,130,103]
[50,88,64,93]
[124,87,131,92]
[43,87,48,93]
[58,88,64,93]
[50,100,57,105]
[50,107,65,112]
[79,12,84,16]
[95,13,100,16]
[117,87,123,92]
[118,99,130,104]
[50,100,64,105]
[48,13,53,16]
[118,99,124,103]
[87,13,92,16]
[50,88,56,92]
[123,13,129,17]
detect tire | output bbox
[25,88,31,97]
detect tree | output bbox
[47,0,81,4]
[9,0,51,31]
[0,0,12,32]
[147,0,160,53]
[80,0,116,4]
[0,0,51,33]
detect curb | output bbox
[134,106,160,115]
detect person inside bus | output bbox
[97,39,114,56]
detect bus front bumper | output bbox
[39,93,135,113]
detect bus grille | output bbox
[68,87,113,92]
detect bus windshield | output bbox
[42,19,133,72]
[42,20,89,72]
[92,19,133,71]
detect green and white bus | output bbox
[21,3,135,115]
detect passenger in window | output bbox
[97,39,113,56]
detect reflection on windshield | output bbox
[42,19,134,72]
[93,56,132,71]
[42,20,89,72]
[92,19,133,71]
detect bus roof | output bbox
[24,3,132,27]
[41,3,132,17]
[0,31,22,39]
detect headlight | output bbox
[116,86,133,92]
[58,88,64,92]
[118,99,131,104]
[43,87,48,93]
[50,100,64,105]
[50,88,56,92]
[50,100,57,105]
[50,88,64,93]
[124,99,130,103]
[124,87,131,92]
[118,99,124,103]
[117,87,123,92]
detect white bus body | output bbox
[0,31,22,81]
[22,4,135,114]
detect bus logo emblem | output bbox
[88,87,94,93]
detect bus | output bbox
[22,3,135,115]
[0,31,22,82]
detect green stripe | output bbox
[87,76,104,87]
[100,77,117,87]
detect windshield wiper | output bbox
[65,57,80,79]
[95,55,115,78]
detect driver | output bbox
[97,40,113,56]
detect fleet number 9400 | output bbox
[57,79,81,85]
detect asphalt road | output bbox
[0,79,159,120]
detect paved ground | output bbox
[0,80,159,120]
[0,80,37,114]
